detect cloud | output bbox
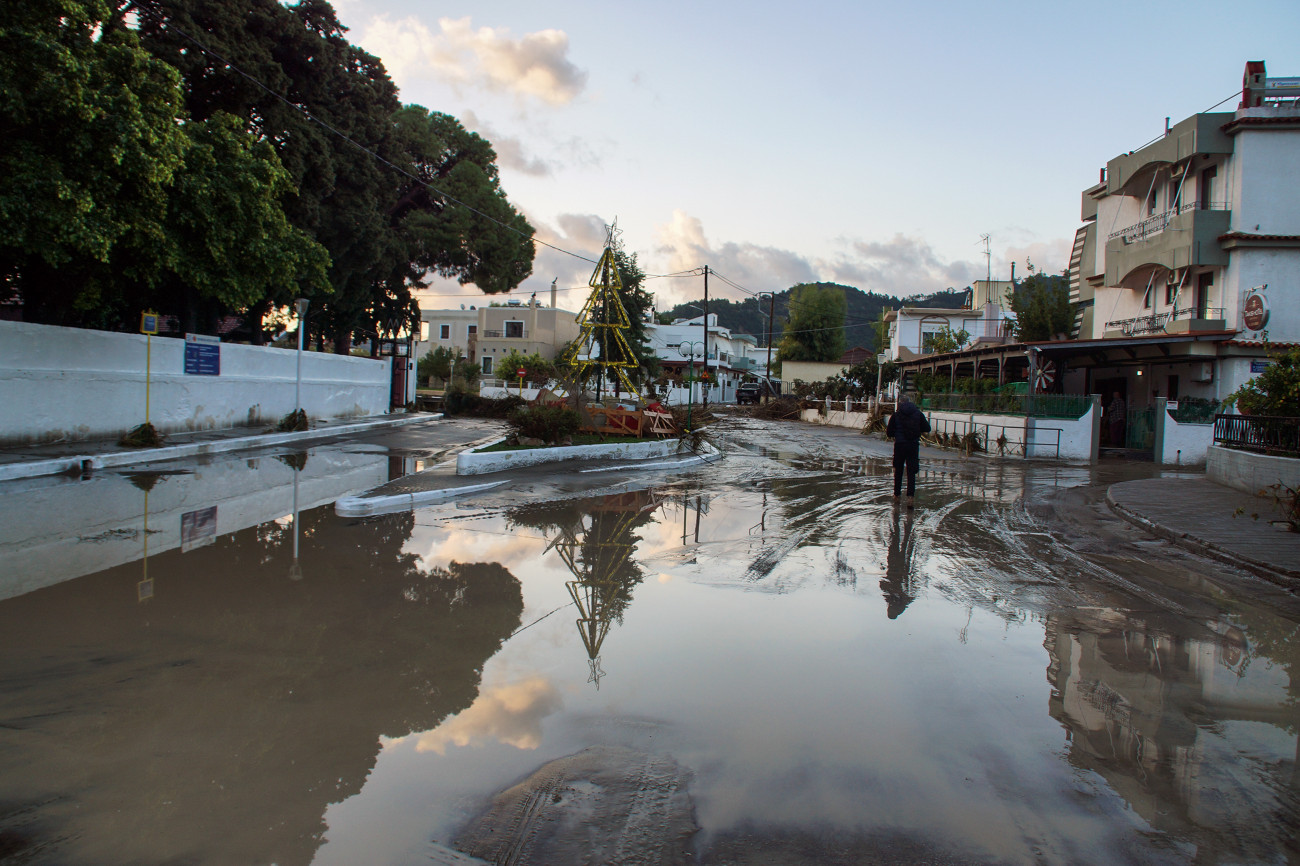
[460,110,552,177]
[414,676,563,754]
[654,211,817,297]
[826,234,983,297]
[359,15,587,105]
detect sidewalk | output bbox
[1107,477,1300,588]
[0,413,440,483]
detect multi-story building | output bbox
[415,298,582,378]
[644,314,765,404]
[884,280,1016,361]
[1060,60,1300,405]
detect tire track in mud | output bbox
[452,746,696,866]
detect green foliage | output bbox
[442,386,521,417]
[1006,271,1074,342]
[776,283,847,364]
[927,325,969,355]
[660,284,966,355]
[507,405,581,444]
[418,345,456,384]
[1230,346,1300,416]
[497,350,555,383]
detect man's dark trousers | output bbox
[893,441,920,497]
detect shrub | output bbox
[1230,345,1300,416]
[508,405,582,443]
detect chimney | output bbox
[550,278,557,309]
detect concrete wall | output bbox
[1207,444,1300,495]
[0,320,391,445]
[1156,407,1214,466]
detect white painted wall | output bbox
[1207,444,1300,496]
[0,320,391,445]
[1226,247,1300,344]
[1160,412,1213,466]
[1231,118,1300,234]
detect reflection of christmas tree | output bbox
[512,490,664,688]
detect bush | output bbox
[1230,346,1300,416]
[508,405,582,443]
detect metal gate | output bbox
[1125,407,1155,451]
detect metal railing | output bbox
[928,416,1062,459]
[1213,414,1300,457]
[1105,307,1227,336]
[1108,200,1229,243]
[920,393,1091,419]
[481,328,528,339]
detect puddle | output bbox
[0,418,1296,865]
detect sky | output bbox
[329,0,1299,312]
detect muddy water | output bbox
[1,418,1296,865]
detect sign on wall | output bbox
[184,333,221,375]
[1242,284,1270,335]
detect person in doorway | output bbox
[1107,391,1126,446]
[886,394,930,507]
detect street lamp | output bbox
[294,298,310,424]
[678,340,703,432]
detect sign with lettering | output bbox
[140,311,160,335]
[1250,360,1271,374]
[1242,285,1270,332]
[181,505,217,551]
[184,333,220,375]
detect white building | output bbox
[644,314,771,405]
[415,298,582,379]
[1061,60,1300,406]
[885,280,1016,361]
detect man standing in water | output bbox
[886,394,931,507]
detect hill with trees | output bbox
[659,283,969,354]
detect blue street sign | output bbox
[184,333,221,375]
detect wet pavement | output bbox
[1,416,1297,865]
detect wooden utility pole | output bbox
[766,291,776,399]
[702,266,709,409]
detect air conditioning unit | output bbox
[1191,362,1213,383]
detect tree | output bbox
[776,283,847,364]
[926,325,969,355]
[1,0,188,326]
[1231,345,1300,416]
[1007,270,1073,342]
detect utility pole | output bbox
[702,266,709,410]
[766,290,776,400]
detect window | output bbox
[1165,280,1177,306]
[439,324,451,340]
[505,320,524,338]
[1146,187,1158,216]
[467,324,477,337]
[419,322,430,341]
[481,356,493,375]
[1199,165,1217,209]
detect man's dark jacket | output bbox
[886,401,931,450]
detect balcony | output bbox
[1104,203,1230,287]
[481,328,528,339]
[1105,113,1233,196]
[1104,307,1226,337]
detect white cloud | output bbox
[359,15,587,105]
[653,211,816,300]
[460,110,552,177]
[414,676,563,754]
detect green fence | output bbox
[1125,407,1155,450]
[919,393,1092,420]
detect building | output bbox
[885,280,1016,362]
[645,314,765,404]
[415,298,582,378]
[1057,60,1300,407]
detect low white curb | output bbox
[456,437,688,476]
[335,479,508,517]
[578,442,721,473]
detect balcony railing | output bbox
[1213,413,1300,457]
[481,328,528,339]
[919,393,1092,420]
[1108,201,1229,243]
[1105,307,1225,336]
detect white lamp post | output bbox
[294,298,309,420]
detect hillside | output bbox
[658,283,969,353]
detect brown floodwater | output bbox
[0,417,1296,865]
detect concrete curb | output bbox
[1105,488,1299,589]
[335,479,508,517]
[578,441,722,473]
[455,437,688,476]
[0,414,440,483]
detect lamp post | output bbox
[294,298,309,423]
[875,353,887,407]
[678,340,703,432]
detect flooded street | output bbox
[1,417,1297,865]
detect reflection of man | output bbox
[886,394,931,507]
[1107,392,1126,446]
[880,507,916,619]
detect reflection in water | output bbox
[1046,610,1299,863]
[880,506,918,619]
[0,504,523,866]
[511,490,665,688]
